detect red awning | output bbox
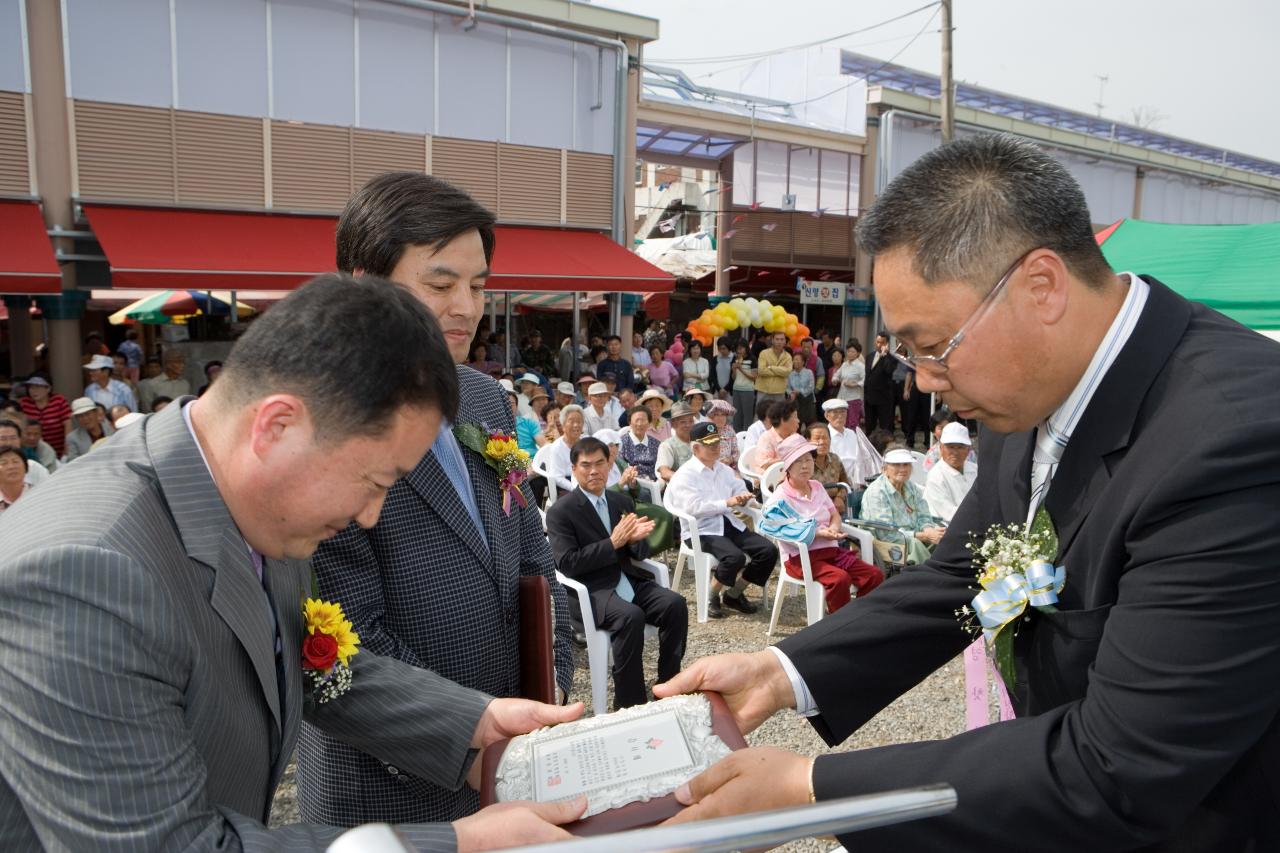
[85,205,336,290]
[487,227,671,293]
[0,200,62,294]
[85,205,672,293]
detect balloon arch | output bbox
[685,297,810,349]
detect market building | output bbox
[0,0,669,396]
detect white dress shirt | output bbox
[924,458,978,523]
[665,457,749,539]
[584,404,617,436]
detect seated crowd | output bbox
[1,324,978,653]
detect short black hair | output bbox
[754,397,773,423]
[767,399,798,427]
[336,172,496,277]
[931,409,957,429]
[570,436,609,465]
[627,405,650,423]
[604,335,621,344]
[847,337,863,355]
[856,133,1112,289]
[0,419,22,438]
[0,446,28,471]
[217,273,458,443]
[151,395,173,408]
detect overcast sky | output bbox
[598,0,1279,162]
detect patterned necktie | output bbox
[594,493,634,602]
[1026,422,1067,528]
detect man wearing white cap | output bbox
[583,382,621,436]
[822,397,881,486]
[923,422,977,523]
[63,396,115,463]
[82,354,137,413]
[555,381,577,409]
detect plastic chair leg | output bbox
[694,556,710,624]
[585,630,611,715]
[804,581,825,626]
[672,550,686,591]
[767,574,788,637]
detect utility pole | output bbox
[940,0,954,141]
[1094,74,1109,117]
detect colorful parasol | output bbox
[108,289,256,325]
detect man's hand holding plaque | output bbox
[478,693,747,835]
[654,649,796,735]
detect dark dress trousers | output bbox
[546,487,687,708]
[863,349,897,433]
[778,278,1280,852]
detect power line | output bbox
[691,28,950,81]
[645,2,940,66]
[782,4,941,108]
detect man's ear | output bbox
[1023,249,1070,327]
[248,394,309,461]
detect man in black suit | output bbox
[657,133,1280,852]
[862,330,896,433]
[546,437,687,709]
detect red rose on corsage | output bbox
[302,597,360,707]
[302,631,339,671]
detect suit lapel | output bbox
[1044,277,1191,561]
[145,402,283,735]
[403,449,494,576]
[997,429,1035,524]
[265,558,305,788]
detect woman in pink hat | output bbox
[770,434,882,613]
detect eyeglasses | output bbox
[892,247,1039,376]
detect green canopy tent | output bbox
[1096,219,1280,331]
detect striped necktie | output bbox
[1026,422,1066,529]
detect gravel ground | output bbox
[271,552,969,851]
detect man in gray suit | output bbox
[299,173,575,827]
[0,275,585,851]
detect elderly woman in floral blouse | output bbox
[705,399,739,470]
[619,405,661,481]
[859,446,946,565]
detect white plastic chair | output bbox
[758,461,786,502]
[735,430,748,446]
[758,472,876,636]
[737,445,765,490]
[663,487,718,624]
[765,532,825,637]
[635,476,664,505]
[530,444,561,508]
[555,558,670,715]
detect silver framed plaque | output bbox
[493,694,733,818]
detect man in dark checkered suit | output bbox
[298,174,574,827]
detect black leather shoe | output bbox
[723,591,758,614]
[707,592,726,619]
